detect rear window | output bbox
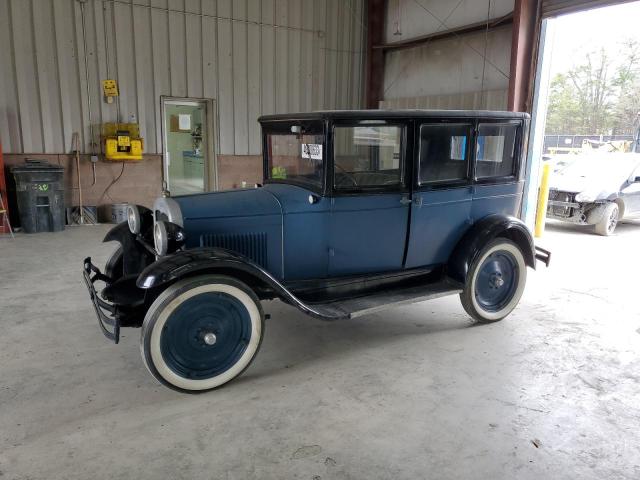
[419,124,471,185]
[476,123,518,179]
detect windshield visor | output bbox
[265,121,325,190]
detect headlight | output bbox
[154,221,168,255]
[127,204,152,235]
[153,220,185,256]
[127,205,141,234]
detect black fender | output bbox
[136,247,328,319]
[447,214,536,284]
[103,222,154,275]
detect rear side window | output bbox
[476,123,518,179]
[418,124,471,185]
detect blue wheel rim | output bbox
[160,291,252,380]
[475,250,519,312]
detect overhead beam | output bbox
[508,0,541,112]
[365,0,386,109]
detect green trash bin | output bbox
[11,159,65,233]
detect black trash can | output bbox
[11,159,65,233]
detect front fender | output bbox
[103,222,154,275]
[136,248,327,319]
[447,214,536,284]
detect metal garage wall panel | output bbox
[10,0,44,153]
[541,0,634,17]
[150,0,171,153]
[185,0,203,98]
[260,0,276,119]
[0,0,366,155]
[247,0,262,154]
[324,0,338,110]
[216,0,235,154]
[0,1,20,152]
[132,1,157,153]
[168,0,187,97]
[232,0,249,153]
[53,0,84,153]
[32,0,64,152]
[287,0,301,114]
[275,0,289,114]
[311,0,327,110]
[113,1,138,124]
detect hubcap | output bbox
[608,209,618,233]
[160,291,252,380]
[475,250,519,312]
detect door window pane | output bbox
[266,126,325,190]
[476,124,518,179]
[165,103,208,195]
[419,124,471,184]
[333,125,402,189]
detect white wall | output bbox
[381,0,514,110]
[384,0,514,42]
[0,0,366,156]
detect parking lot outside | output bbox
[1,220,639,480]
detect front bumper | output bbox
[83,257,121,343]
[534,246,551,267]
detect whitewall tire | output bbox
[140,274,264,392]
[460,238,527,323]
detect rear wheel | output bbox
[594,202,619,236]
[140,275,264,392]
[460,238,527,323]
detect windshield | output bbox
[265,121,325,190]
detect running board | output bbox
[298,279,463,321]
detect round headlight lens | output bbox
[127,205,140,234]
[154,221,168,256]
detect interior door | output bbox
[162,98,216,195]
[405,123,473,269]
[328,122,410,276]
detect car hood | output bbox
[174,187,283,220]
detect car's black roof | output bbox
[258,109,530,122]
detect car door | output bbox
[404,122,473,268]
[619,162,640,216]
[327,121,410,276]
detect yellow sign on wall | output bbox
[102,79,119,97]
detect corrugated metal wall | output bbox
[0,0,366,155]
[381,0,513,111]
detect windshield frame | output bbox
[262,119,327,194]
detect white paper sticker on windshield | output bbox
[301,143,322,160]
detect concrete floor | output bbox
[1,220,639,480]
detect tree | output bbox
[545,39,640,136]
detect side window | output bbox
[476,123,518,179]
[419,124,471,185]
[333,125,402,189]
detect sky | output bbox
[547,1,640,76]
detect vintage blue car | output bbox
[83,110,550,392]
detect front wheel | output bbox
[594,202,619,236]
[460,238,527,323]
[140,275,264,392]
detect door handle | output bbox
[399,196,412,205]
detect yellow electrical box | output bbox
[102,123,143,161]
[102,79,119,97]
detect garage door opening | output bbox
[527,1,640,234]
